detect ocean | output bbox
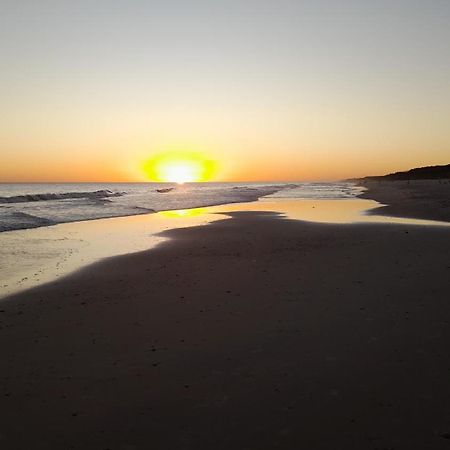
[0,182,361,232]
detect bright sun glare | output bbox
[143,151,216,184]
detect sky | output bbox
[1,0,449,182]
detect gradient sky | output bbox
[1,0,449,182]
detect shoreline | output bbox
[1,196,448,300]
[0,182,296,233]
[0,195,272,234]
[2,178,448,236]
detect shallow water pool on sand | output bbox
[0,197,448,298]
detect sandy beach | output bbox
[3,1,449,448]
[0,185,450,449]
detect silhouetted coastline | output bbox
[349,163,450,182]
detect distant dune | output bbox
[349,163,450,182]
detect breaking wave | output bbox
[0,190,124,204]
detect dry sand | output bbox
[0,187,450,449]
[359,179,450,222]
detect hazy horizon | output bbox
[1,1,449,182]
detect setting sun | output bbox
[142,151,216,183]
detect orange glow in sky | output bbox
[1,2,449,182]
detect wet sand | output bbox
[359,179,450,222]
[1,205,450,449]
[2,197,447,300]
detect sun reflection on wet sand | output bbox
[1,197,448,298]
[210,198,450,227]
[159,208,206,218]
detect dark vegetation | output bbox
[349,163,450,182]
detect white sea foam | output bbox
[265,182,365,199]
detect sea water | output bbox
[0,182,360,232]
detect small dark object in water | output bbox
[156,188,174,193]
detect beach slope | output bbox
[0,210,449,449]
[359,179,450,222]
